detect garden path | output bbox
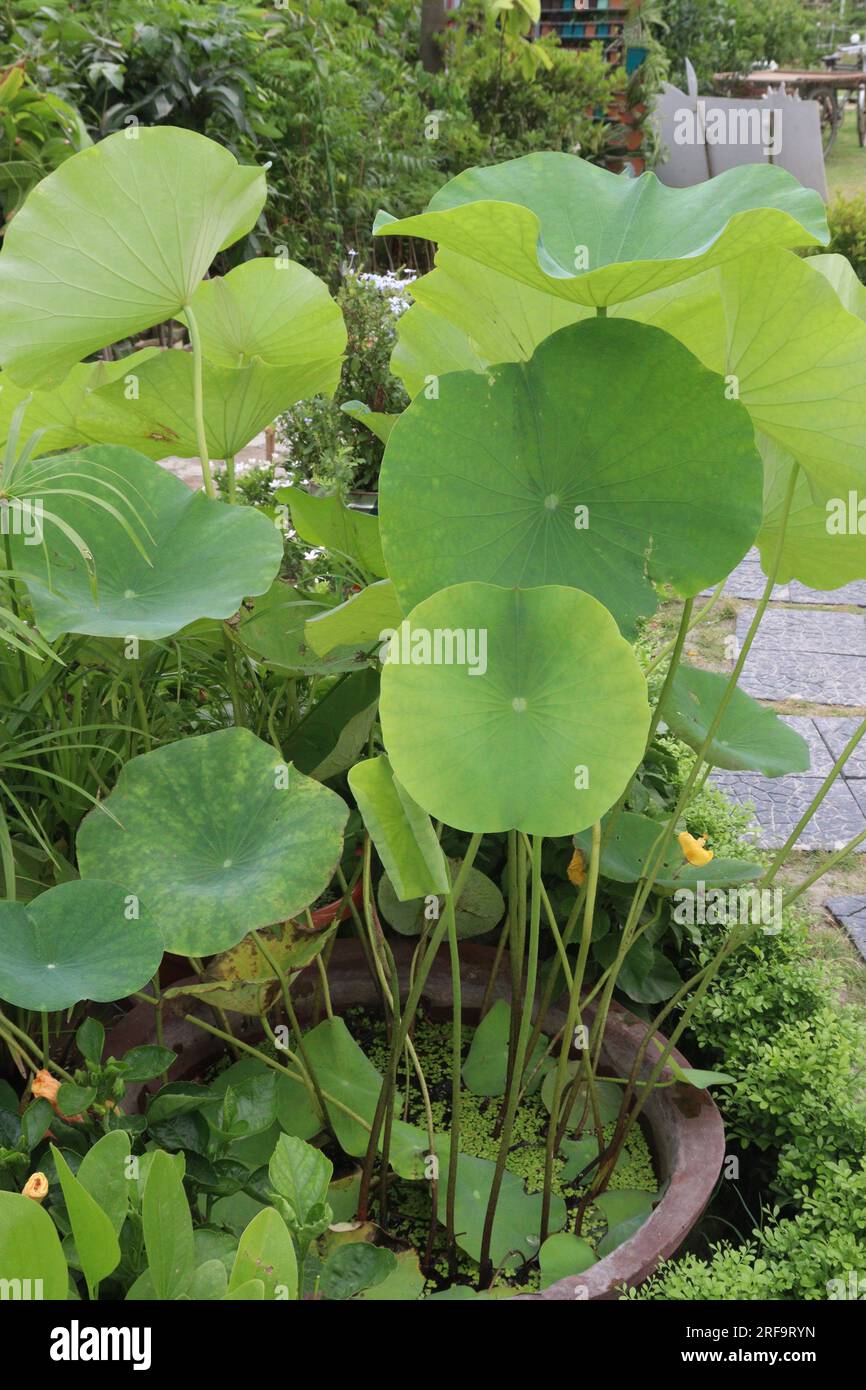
[703,550,866,960]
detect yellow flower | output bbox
[678,831,713,867]
[567,848,586,886]
[22,1172,48,1203]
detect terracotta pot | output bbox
[109,939,724,1300]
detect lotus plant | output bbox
[1,133,866,1298]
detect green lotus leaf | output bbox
[392,247,587,394]
[374,153,826,308]
[379,319,763,632]
[383,318,761,628]
[807,252,866,319]
[541,1070,621,1130]
[76,727,349,956]
[462,999,549,1096]
[348,755,449,901]
[0,126,265,388]
[340,401,399,444]
[757,434,866,589]
[0,880,163,1011]
[305,580,404,657]
[595,1189,655,1258]
[379,582,650,837]
[573,812,763,891]
[716,249,866,499]
[279,486,387,578]
[436,1151,566,1269]
[182,257,345,380]
[661,664,810,775]
[0,350,159,456]
[378,856,504,937]
[390,300,486,398]
[538,1232,597,1288]
[10,445,282,640]
[78,350,311,463]
[237,581,361,674]
[0,1192,68,1301]
[284,668,379,780]
[295,1017,428,1180]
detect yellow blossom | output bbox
[567,848,586,886]
[678,831,713,866]
[22,1172,48,1203]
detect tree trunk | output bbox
[420,0,447,73]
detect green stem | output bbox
[444,858,462,1273]
[357,833,483,1222]
[183,303,216,500]
[478,834,543,1286]
[540,822,601,1240]
[222,623,246,727]
[251,930,333,1136]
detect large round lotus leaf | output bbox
[379,582,650,836]
[0,1192,68,1301]
[377,858,503,937]
[76,727,349,957]
[78,351,304,464]
[662,664,810,775]
[808,252,866,319]
[0,127,265,388]
[757,436,866,591]
[0,350,159,457]
[0,880,163,1011]
[436,1152,566,1270]
[182,257,346,382]
[79,259,346,462]
[392,248,587,396]
[374,153,825,308]
[380,319,763,633]
[10,445,282,641]
[573,812,763,891]
[716,249,866,500]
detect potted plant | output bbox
[1,134,865,1300]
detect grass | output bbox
[826,105,866,199]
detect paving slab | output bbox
[734,649,866,706]
[824,895,866,962]
[709,550,866,606]
[735,607,866,657]
[814,716,866,777]
[710,773,866,851]
[784,717,836,775]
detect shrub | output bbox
[822,194,866,285]
[277,268,411,493]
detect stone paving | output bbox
[706,549,866,961]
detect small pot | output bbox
[109,939,724,1300]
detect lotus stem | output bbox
[540,821,601,1241]
[182,302,216,499]
[478,833,543,1286]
